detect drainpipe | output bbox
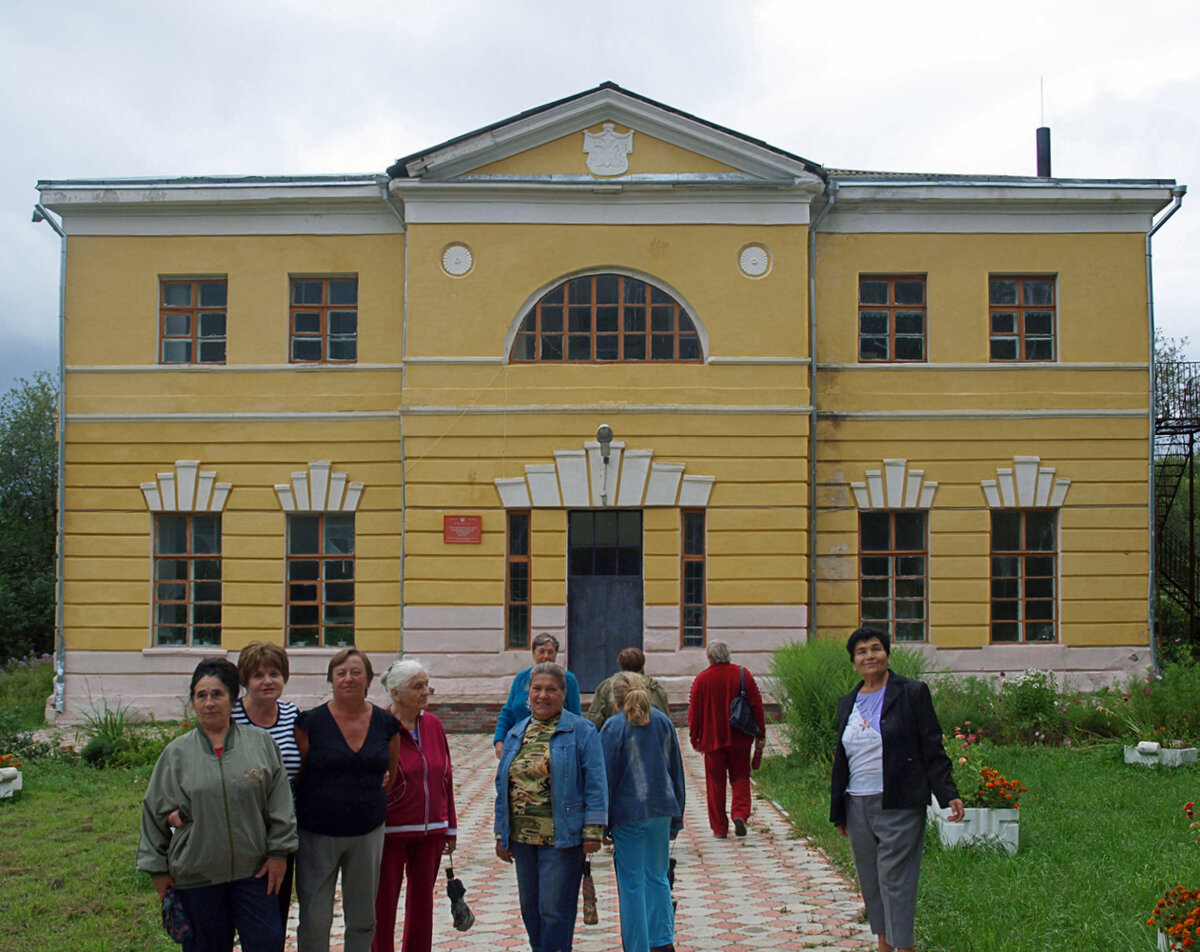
[380,179,408,657]
[32,203,67,715]
[1146,183,1186,676]
[807,182,837,642]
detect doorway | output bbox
[566,509,643,693]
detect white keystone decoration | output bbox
[274,461,363,512]
[141,460,231,512]
[494,440,714,509]
[850,459,937,509]
[981,456,1070,509]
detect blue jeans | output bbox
[511,841,584,952]
[612,817,674,952]
[175,874,284,952]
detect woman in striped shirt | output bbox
[233,641,301,922]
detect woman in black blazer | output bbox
[829,627,963,952]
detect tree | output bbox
[0,372,57,660]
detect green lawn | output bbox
[755,743,1200,952]
[0,759,177,952]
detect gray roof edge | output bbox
[828,170,1177,188]
[36,173,384,191]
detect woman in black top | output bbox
[295,648,400,952]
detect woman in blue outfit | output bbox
[493,633,581,759]
[600,672,685,952]
[494,661,607,952]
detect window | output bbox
[681,509,706,648]
[506,511,531,649]
[290,277,358,363]
[991,510,1056,642]
[160,279,227,364]
[859,511,927,642]
[286,513,355,646]
[154,514,221,645]
[512,274,701,363]
[859,275,926,362]
[989,276,1055,361]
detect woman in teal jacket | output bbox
[494,662,607,952]
[138,658,298,952]
[492,633,581,758]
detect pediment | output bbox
[388,82,826,188]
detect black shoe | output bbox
[733,817,747,837]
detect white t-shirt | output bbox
[843,694,884,796]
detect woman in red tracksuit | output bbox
[373,660,458,952]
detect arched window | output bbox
[511,273,701,363]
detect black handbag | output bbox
[729,666,761,737]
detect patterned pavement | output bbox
[285,728,873,951]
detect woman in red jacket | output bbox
[373,660,457,952]
[687,641,766,838]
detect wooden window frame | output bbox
[858,274,927,363]
[159,278,227,365]
[990,509,1057,643]
[681,508,706,648]
[989,275,1056,362]
[153,513,222,646]
[289,276,358,364]
[506,510,531,649]
[511,273,702,364]
[858,510,928,643]
[286,513,355,647]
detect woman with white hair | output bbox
[687,640,765,838]
[372,659,457,952]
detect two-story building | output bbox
[35,83,1181,718]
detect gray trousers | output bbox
[296,825,386,952]
[845,794,925,949]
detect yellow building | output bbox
[35,84,1181,718]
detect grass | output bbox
[0,653,54,732]
[0,759,177,952]
[755,743,1200,952]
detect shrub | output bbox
[929,674,998,736]
[0,651,53,731]
[770,635,927,770]
[997,668,1061,743]
[79,703,190,768]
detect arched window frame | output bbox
[504,268,707,364]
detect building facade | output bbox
[36,84,1179,718]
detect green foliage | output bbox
[998,668,1061,742]
[755,743,1200,952]
[928,673,998,735]
[0,651,53,730]
[0,759,179,952]
[769,636,926,769]
[0,372,58,660]
[79,703,190,768]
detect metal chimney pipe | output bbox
[1036,126,1052,178]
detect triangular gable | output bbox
[388,81,826,186]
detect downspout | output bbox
[807,182,837,641]
[380,179,409,657]
[32,203,67,715]
[1146,183,1187,676]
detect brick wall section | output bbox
[427,699,782,734]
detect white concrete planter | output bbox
[928,803,1019,854]
[0,765,22,799]
[1124,742,1198,768]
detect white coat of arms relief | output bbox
[583,122,633,176]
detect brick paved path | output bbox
[285,729,872,951]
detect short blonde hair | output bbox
[612,672,651,727]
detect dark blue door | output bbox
[567,510,643,693]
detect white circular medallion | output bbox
[738,244,771,278]
[442,243,474,277]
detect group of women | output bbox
[140,623,963,952]
[138,644,455,952]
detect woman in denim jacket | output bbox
[600,673,685,952]
[494,662,608,952]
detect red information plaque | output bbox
[443,515,482,544]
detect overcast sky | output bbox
[3,0,1197,395]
